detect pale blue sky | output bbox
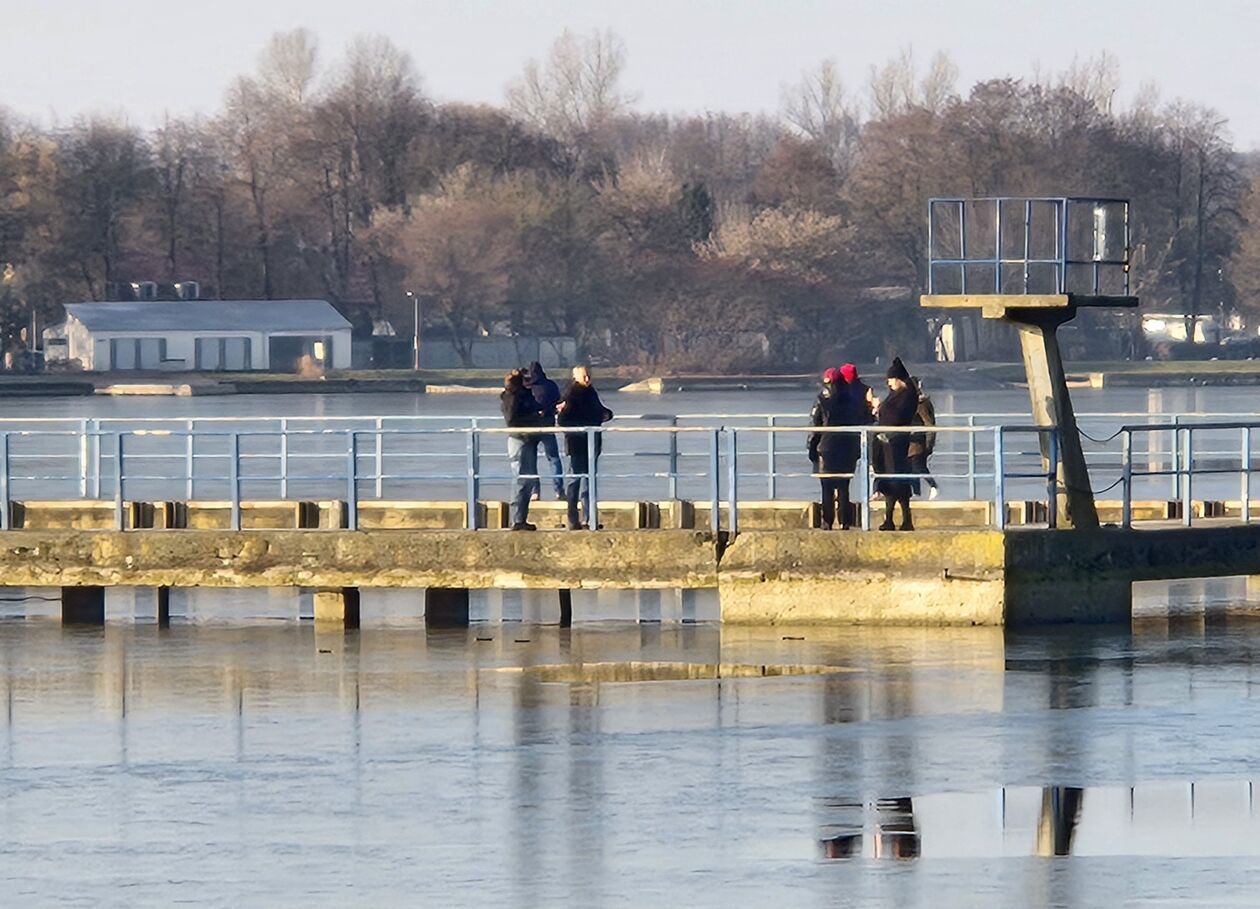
[6,0,1259,145]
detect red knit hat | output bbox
[839,363,857,383]
[822,367,840,384]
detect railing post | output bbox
[0,432,10,531]
[668,417,679,500]
[1121,429,1132,529]
[727,428,739,536]
[1244,426,1252,525]
[967,415,978,500]
[346,431,359,531]
[766,416,777,500]
[114,433,125,531]
[993,426,1006,530]
[90,418,101,499]
[709,429,721,533]
[1171,416,1182,501]
[185,419,195,500]
[858,429,871,531]
[1182,427,1193,527]
[230,432,241,531]
[78,418,88,498]
[1046,427,1059,530]
[279,417,289,499]
[586,426,599,531]
[374,416,384,499]
[465,428,480,530]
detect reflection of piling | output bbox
[1036,786,1084,856]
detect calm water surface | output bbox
[4,606,1260,906]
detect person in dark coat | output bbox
[500,369,545,530]
[873,357,919,531]
[907,376,939,499]
[522,361,565,500]
[808,367,872,529]
[557,365,614,530]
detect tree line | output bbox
[0,30,1252,369]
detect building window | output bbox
[110,338,166,370]
[195,337,252,371]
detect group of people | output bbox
[807,357,936,531]
[499,355,935,534]
[500,362,613,531]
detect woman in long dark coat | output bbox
[873,357,919,531]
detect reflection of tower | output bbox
[1036,786,1084,856]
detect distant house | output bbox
[57,300,353,372]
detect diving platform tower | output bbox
[921,197,1138,529]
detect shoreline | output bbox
[0,359,1256,397]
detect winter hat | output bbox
[839,363,857,384]
[822,367,840,384]
[886,357,910,382]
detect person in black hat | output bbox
[873,357,919,530]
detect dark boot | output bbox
[898,494,913,531]
[879,496,896,531]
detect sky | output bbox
[5,0,1260,146]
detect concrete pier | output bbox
[12,524,1260,627]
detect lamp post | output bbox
[407,291,420,371]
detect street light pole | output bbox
[408,291,420,371]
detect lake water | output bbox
[5,601,1260,906]
[4,387,1260,904]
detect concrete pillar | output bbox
[156,586,171,627]
[425,587,470,628]
[1012,316,1099,529]
[61,586,105,625]
[313,587,360,630]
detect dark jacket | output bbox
[523,362,561,422]
[501,385,545,438]
[873,384,919,492]
[808,382,873,473]
[557,382,613,456]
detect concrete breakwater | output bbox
[4,523,1259,628]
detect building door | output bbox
[268,336,332,373]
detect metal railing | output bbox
[6,416,1260,533]
[0,409,1249,505]
[0,422,1059,533]
[927,196,1131,296]
[1117,420,1260,529]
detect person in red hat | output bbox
[808,364,873,529]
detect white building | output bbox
[60,300,353,372]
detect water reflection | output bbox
[4,621,1260,905]
[820,780,1260,858]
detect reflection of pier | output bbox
[820,781,1260,858]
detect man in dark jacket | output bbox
[556,365,614,530]
[500,369,545,530]
[522,361,565,501]
[874,357,920,531]
[808,367,873,529]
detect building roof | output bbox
[64,300,352,334]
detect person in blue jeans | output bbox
[557,366,614,530]
[523,361,565,500]
[500,370,545,530]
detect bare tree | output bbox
[258,28,320,107]
[506,29,634,156]
[781,59,861,174]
